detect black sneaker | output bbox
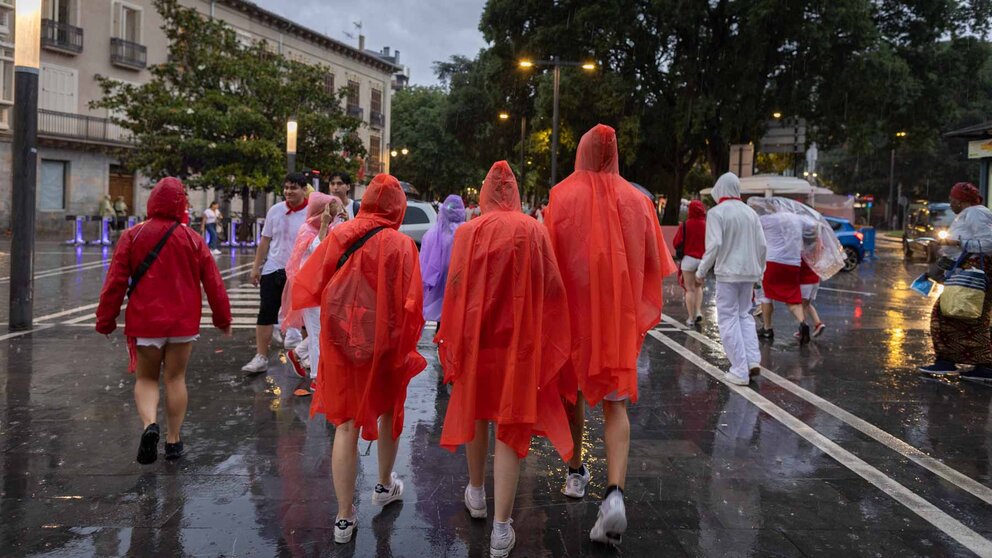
[757,327,774,340]
[165,439,184,460]
[798,323,811,345]
[961,365,992,383]
[136,423,160,464]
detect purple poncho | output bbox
[420,195,466,321]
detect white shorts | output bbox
[680,256,701,273]
[800,283,819,301]
[135,335,199,348]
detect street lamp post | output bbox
[887,131,907,229]
[497,112,529,195]
[9,0,42,332]
[519,58,595,186]
[286,118,298,173]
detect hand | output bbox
[250,267,261,286]
[321,205,333,227]
[338,211,349,221]
[695,275,705,287]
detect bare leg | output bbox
[135,346,164,428]
[787,303,806,324]
[492,437,520,522]
[683,270,697,319]
[376,413,399,486]
[332,420,360,519]
[603,400,630,489]
[162,342,193,444]
[761,303,774,330]
[804,300,821,325]
[467,420,489,488]
[567,393,586,469]
[255,324,274,358]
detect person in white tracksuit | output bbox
[696,173,767,386]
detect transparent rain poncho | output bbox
[747,196,846,280]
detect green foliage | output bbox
[92,0,365,195]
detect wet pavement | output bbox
[0,240,990,557]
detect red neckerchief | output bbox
[286,196,309,215]
[718,197,742,204]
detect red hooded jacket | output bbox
[673,200,707,260]
[96,178,231,339]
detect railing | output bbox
[347,105,364,120]
[370,110,385,128]
[41,19,83,54]
[110,38,147,70]
[38,109,132,145]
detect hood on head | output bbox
[358,174,406,228]
[688,200,707,219]
[438,194,466,227]
[711,172,741,202]
[480,161,521,214]
[575,124,620,174]
[304,192,335,228]
[147,177,187,221]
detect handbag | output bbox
[939,247,987,320]
[127,222,181,298]
[675,222,686,260]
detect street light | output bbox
[498,112,510,120]
[498,112,529,192]
[9,0,42,331]
[519,56,597,186]
[887,131,908,228]
[772,111,783,119]
[286,118,298,173]
[390,149,398,157]
[401,147,409,156]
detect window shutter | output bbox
[112,1,122,38]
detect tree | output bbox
[92,0,365,207]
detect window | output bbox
[403,207,430,225]
[371,88,382,114]
[40,160,68,211]
[0,45,12,129]
[347,79,359,107]
[0,7,11,38]
[323,73,335,95]
[369,134,381,169]
[40,63,78,113]
[44,0,73,24]
[113,2,142,43]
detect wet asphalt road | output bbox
[0,239,989,557]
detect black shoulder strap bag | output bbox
[675,221,686,260]
[127,222,181,298]
[336,226,386,270]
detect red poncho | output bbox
[293,174,427,440]
[544,124,677,406]
[436,161,574,461]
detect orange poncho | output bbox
[544,124,677,406]
[293,174,427,440]
[436,161,574,461]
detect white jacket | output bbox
[697,173,767,283]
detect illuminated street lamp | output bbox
[498,112,510,120]
[772,111,783,119]
[10,0,42,331]
[286,118,298,173]
[401,147,409,156]
[887,131,908,227]
[519,56,597,185]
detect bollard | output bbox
[223,218,240,247]
[64,215,86,245]
[861,226,876,258]
[98,217,113,245]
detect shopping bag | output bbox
[910,273,934,297]
[939,253,987,320]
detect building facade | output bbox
[0,0,399,234]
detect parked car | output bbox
[903,203,955,263]
[825,216,865,272]
[352,199,438,247]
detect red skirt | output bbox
[763,261,802,304]
[799,261,820,286]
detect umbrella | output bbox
[399,181,421,198]
[628,182,654,200]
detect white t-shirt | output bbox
[943,204,992,258]
[760,213,804,266]
[261,201,308,275]
[342,198,357,220]
[203,208,219,225]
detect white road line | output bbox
[818,287,876,296]
[0,260,109,283]
[0,324,56,341]
[35,303,102,322]
[661,314,992,507]
[648,330,992,556]
[0,258,110,282]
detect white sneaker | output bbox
[210,249,222,255]
[464,485,487,519]
[271,328,283,346]
[684,317,695,327]
[561,465,591,499]
[490,520,515,558]
[723,371,749,386]
[590,490,627,546]
[333,507,357,544]
[284,328,303,350]
[372,472,404,506]
[241,354,269,374]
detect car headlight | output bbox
[937,230,949,240]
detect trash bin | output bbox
[861,226,876,258]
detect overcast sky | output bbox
[250,0,489,85]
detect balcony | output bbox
[38,109,132,146]
[370,110,385,128]
[347,104,364,120]
[110,38,147,70]
[41,19,83,55]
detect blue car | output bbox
[825,216,865,272]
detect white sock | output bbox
[493,519,512,537]
[468,484,485,499]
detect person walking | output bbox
[696,172,767,386]
[920,182,992,381]
[292,174,426,544]
[280,193,344,394]
[420,194,465,323]
[96,177,232,464]
[241,173,310,374]
[436,162,574,557]
[544,124,676,547]
[114,195,129,231]
[755,210,810,343]
[201,201,222,255]
[674,200,708,327]
[796,261,826,338]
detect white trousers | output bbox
[302,308,321,380]
[716,281,761,380]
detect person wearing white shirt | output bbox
[329,171,360,219]
[696,173,767,386]
[241,173,309,374]
[756,211,811,343]
[201,201,222,254]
